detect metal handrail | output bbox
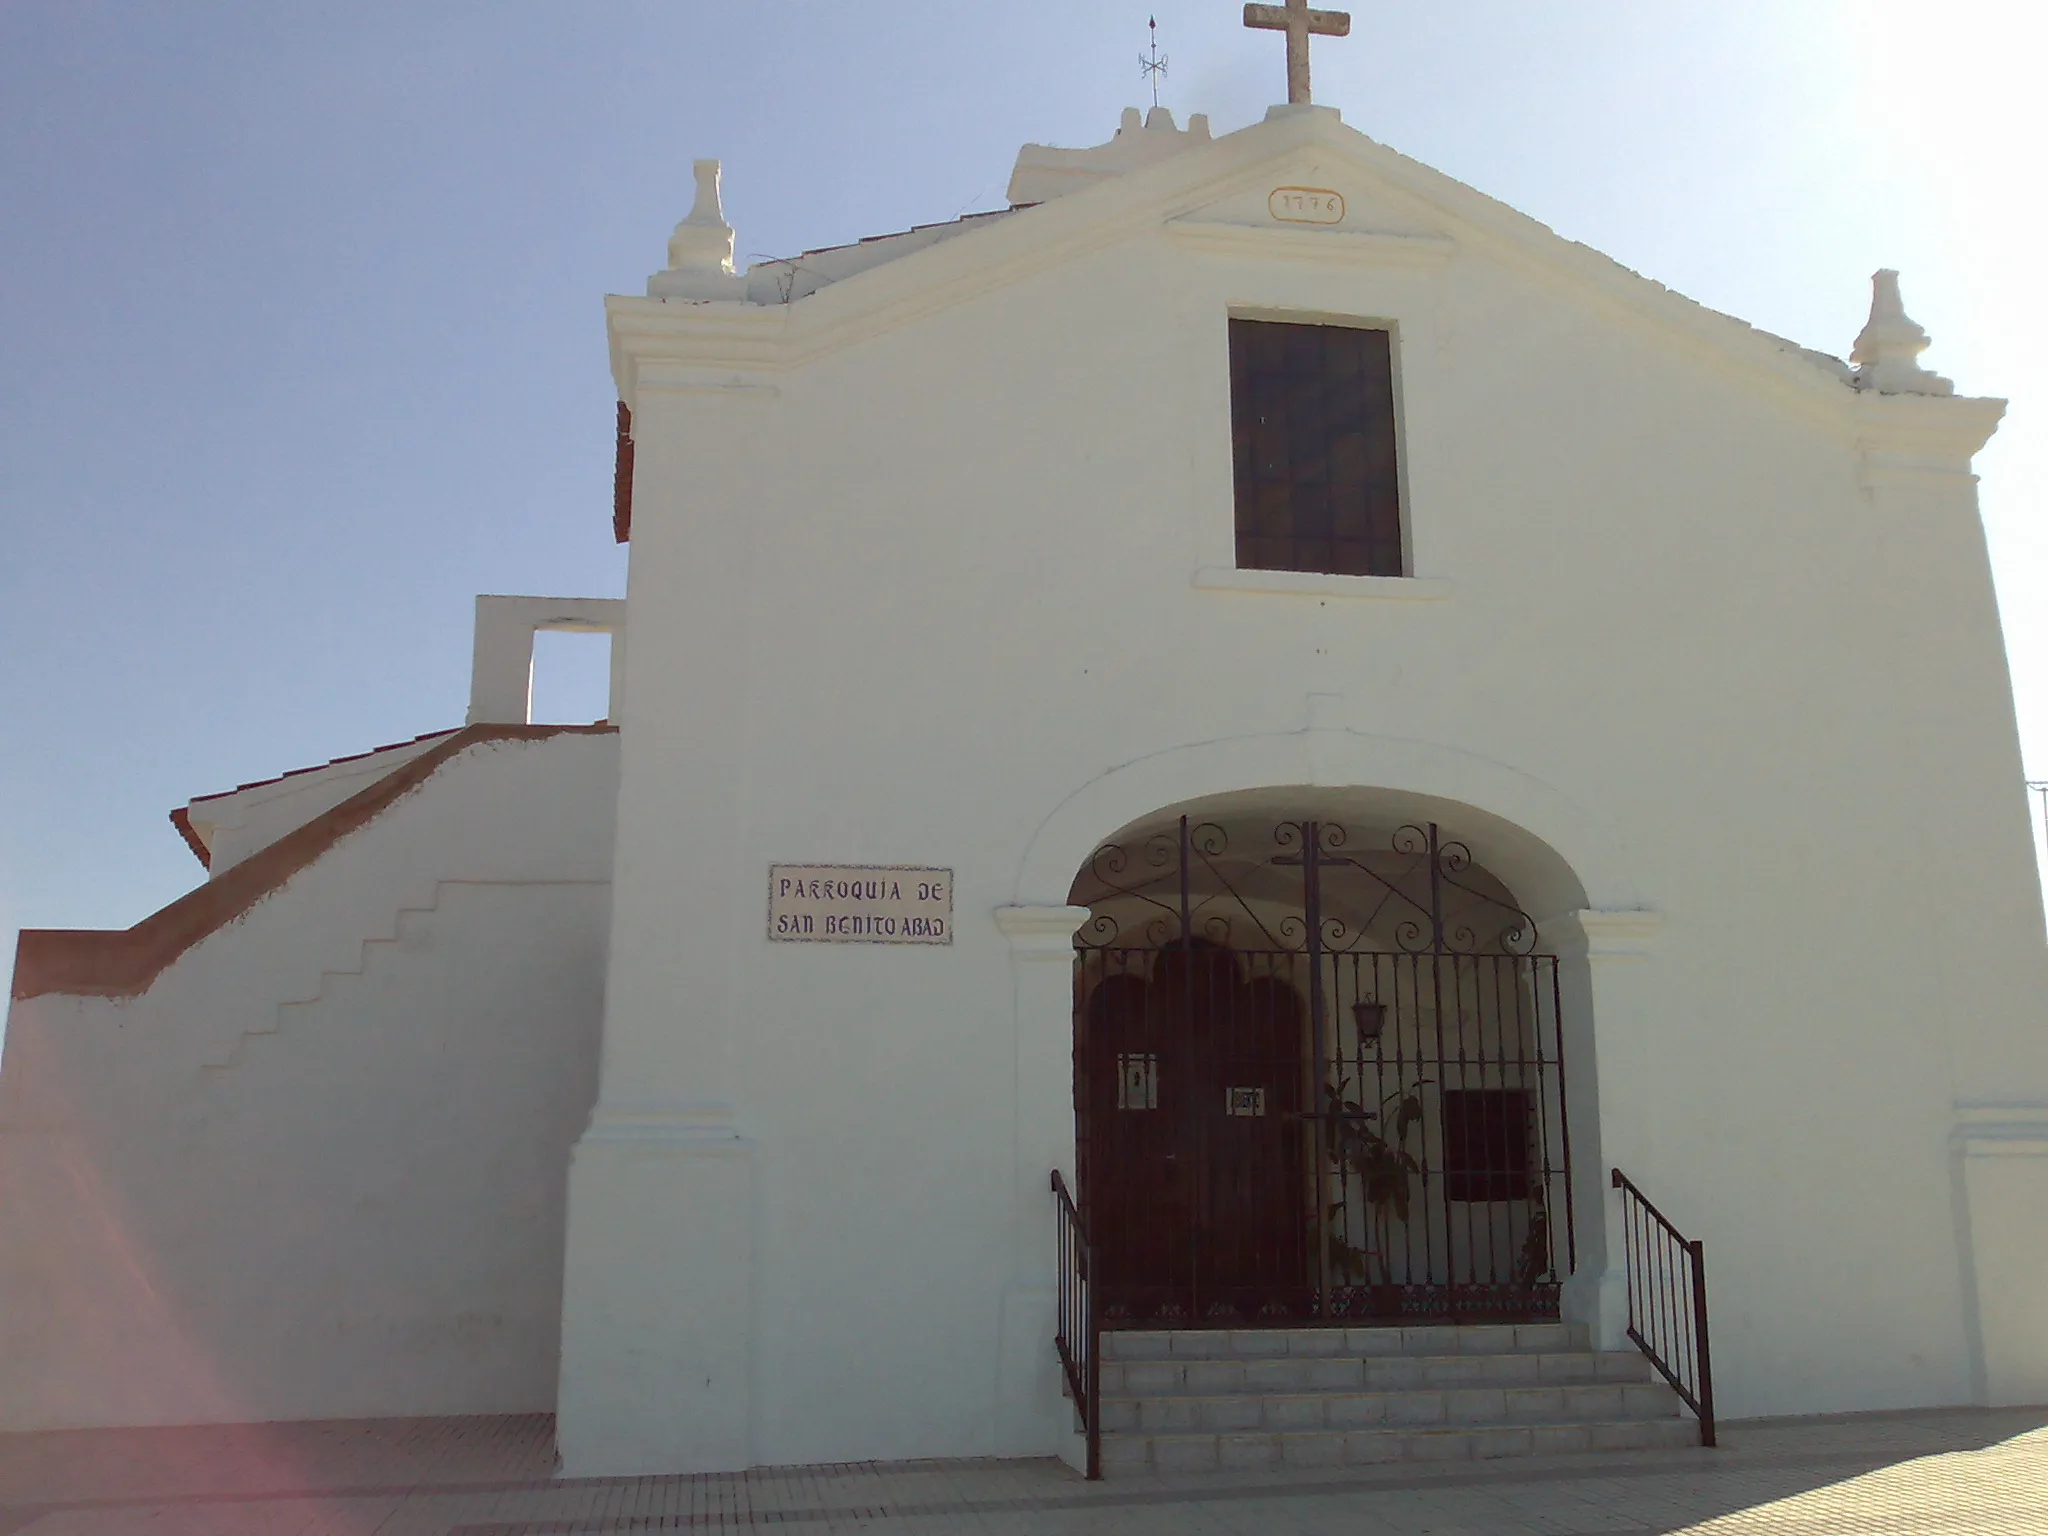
[1611,1167,1716,1446]
[1051,1169,1101,1479]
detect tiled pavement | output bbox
[0,1405,2040,1535]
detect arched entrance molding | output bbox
[1012,729,1638,919]
[1004,730,1658,1354]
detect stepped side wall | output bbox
[0,731,618,1430]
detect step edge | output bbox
[1100,1357,1656,1391]
[1105,1392,1679,1417]
[1103,1349,1646,1366]
[1100,1415,1700,1444]
[1102,1339,1590,1361]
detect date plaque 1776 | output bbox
[768,865,953,944]
[1268,186,1346,224]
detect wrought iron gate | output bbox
[1073,816,1575,1328]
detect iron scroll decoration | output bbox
[1387,823,1539,956]
[1074,817,1539,956]
[1076,820,1233,950]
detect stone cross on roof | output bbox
[1244,0,1351,105]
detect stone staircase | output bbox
[1096,1321,1697,1474]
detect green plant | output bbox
[1319,1077,1430,1285]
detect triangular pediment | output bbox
[612,106,1866,413]
[1169,148,1450,243]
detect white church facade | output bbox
[6,77,2048,1480]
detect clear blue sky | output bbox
[4,1,2044,969]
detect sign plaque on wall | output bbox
[1268,186,1346,224]
[768,865,953,945]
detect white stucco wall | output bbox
[561,106,2048,1475]
[0,731,617,1430]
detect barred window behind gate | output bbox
[1441,1088,1534,1203]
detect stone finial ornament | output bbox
[648,159,746,301]
[1852,269,1953,396]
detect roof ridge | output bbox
[189,727,462,805]
[13,724,615,1002]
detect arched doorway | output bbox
[1070,808,1574,1329]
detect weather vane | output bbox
[1140,15,1168,108]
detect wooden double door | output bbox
[1078,942,1310,1325]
